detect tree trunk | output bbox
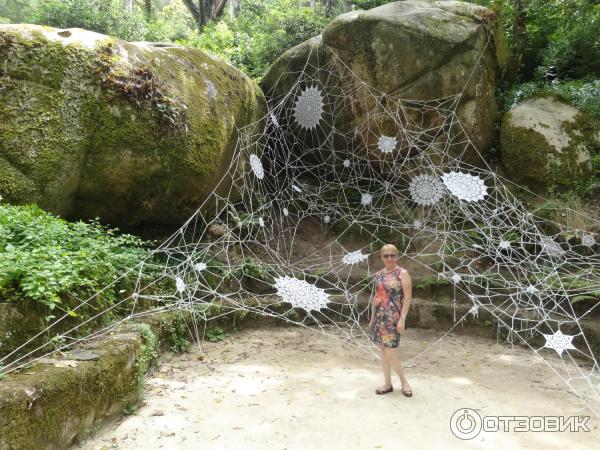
[125,0,134,13]
[182,0,202,31]
[326,0,333,17]
[209,0,227,21]
[230,0,240,18]
[503,0,528,85]
[182,0,228,32]
[199,0,207,31]
[144,0,153,18]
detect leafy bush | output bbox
[0,0,39,23]
[27,0,194,42]
[166,312,191,353]
[206,325,226,342]
[0,202,154,314]
[29,0,149,41]
[132,322,159,390]
[183,0,330,79]
[140,0,196,42]
[349,0,394,11]
[529,0,599,79]
[472,0,599,80]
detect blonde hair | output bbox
[380,244,398,256]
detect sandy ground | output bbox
[74,326,600,450]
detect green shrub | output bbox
[534,1,600,79]
[348,0,395,11]
[206,325,226,342]
[29,0,148,41]
[166,312,191,353]
[182,0,330,79]
[133,322,159,391]
[0,0,39,23]
[472,0,599,80]
[140,0,196,42]
[0,202,154,315]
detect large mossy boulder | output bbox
[261,0,507,163]
[0,24,266,227]
[500,96,599,192]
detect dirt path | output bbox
[75,327,600,449]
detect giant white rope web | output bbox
[1,37,599,416]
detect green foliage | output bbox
[530,0,599,79]
[123,402,139,415]
[133,322,159,390]
[413,276,450,290]
[472,0,599,80]
[166,312,191,353]
[0,203,153,313]
[140,0,196,42]
[0,0,39,23]
[430,260,444,272]
[522,267,600,304]
[27,0,195,42]
[284,308,299,321]
[349,0,393,10]
[572,294,600,304]
[29,0,149,41]
[183,0,330,79]
[231,257,274,283]
[206,325,226,342]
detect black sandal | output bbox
[401,388,413,397]
[375,385,393,395]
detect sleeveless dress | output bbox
[369,267,404,348]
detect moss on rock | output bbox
[500,112,553,191]
[0,158,38,204]
[0,24,266,227]
[500,95,597,192]
[0,334,142,450]
[0,302,46,361]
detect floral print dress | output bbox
[369,267,404,348]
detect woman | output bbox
[368,243,413,397]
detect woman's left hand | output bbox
[397,318,405,336]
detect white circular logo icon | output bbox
[450,408,482,440]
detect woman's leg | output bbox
[378,345,392,389]
[384,347,411,392]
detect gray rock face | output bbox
[0,24,266,227]
[261,0,507,163]
[500,96,598,191]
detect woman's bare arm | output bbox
[369,272,378,324]
[399,269,412,319]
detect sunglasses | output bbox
[382,254,398,259]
